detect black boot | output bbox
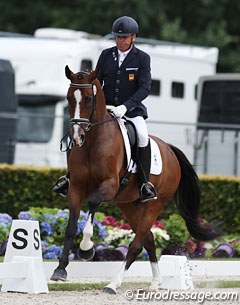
[53,149,70,197]
[53,174,69,197]
[137,141,157,203]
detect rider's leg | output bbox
[137,140,157,202]
[125,116,157,202]
[53,149,70,197]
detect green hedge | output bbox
[0,164,239,234]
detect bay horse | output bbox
[51,66,221,293]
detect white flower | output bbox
[105,228,135,247]
[151,227,170,247]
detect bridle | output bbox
[67,82,118,148]
[70,82,96,131]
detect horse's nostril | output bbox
[80,134,85,145]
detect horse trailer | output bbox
[0,59,17,164]
[0,28,218,168]
[194,74,240,176]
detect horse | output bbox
[51,65,221,293]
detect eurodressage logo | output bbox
[124,289,239,303]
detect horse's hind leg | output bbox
[104,201,162,294]
[103,230,159,294]
[103,201,143,294]
[143,231,163,290]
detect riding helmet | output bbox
[112,16,139,36]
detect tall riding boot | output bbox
[137,141,157,203]
[53,150,70,197]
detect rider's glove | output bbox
[106,105,127,118]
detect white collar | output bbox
[118,46,132,57]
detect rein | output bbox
[70,116,118,128]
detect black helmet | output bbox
[112,16,139,36]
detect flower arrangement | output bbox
[17,207,107,259]
[0,209,239,260]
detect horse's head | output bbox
[65,65,103,146]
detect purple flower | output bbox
[76,219,87,235]
[41,221,53,236]
[18,211,33,220]
[41,240,48,253]
[43,245,62,259]
[42,213,56,225]
[96,222,107,239]
[55,210,69,220]
[141,249,149,260]
[0,213,13,226]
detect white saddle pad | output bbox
[118,118,162,175]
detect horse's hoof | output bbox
[78,246,95,261]
[50,268,67,281]
[103,287,117,294]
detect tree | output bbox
[0,0,240,72]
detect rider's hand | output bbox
[106,105,127,118]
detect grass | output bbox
[48,282,108,291]
[195,281,240,289]
[47,280,240,291]
[1,281,240,292]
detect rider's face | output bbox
[115,34,136,52]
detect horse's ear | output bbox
[65,65,72,80]
[89,69,99,82]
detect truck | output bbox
[0,28,218,168]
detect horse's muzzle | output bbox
[73,128,85,147]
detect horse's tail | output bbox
[169,144,222,241]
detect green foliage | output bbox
[0,164,239,236]
[163,214,189,246]
[0,164,67,217]
[198,175,240,235]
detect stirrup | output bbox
[140,182,157,203]
[53,175,69,197]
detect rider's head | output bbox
[112,16,139,52]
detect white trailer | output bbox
[0,28,218,167]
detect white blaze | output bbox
[73,89,81,142]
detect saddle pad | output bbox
[118,118,162,175]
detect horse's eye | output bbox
[85,96,92,104]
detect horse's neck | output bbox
[93,80,108,121]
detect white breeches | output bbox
[125,115,149,147]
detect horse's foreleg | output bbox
[78,212,96,261]
[78,179,118,261]
[51,207,79,281]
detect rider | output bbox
[53,16,157,203]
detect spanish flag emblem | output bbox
[129,74,134,81]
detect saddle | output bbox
[124,119,138,166]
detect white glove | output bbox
[106,105,127,118]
